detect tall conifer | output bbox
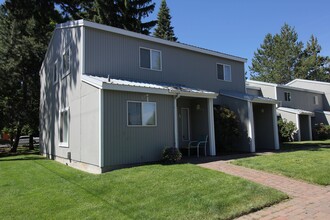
[154,0,177,41]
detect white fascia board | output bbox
[81,75,103,89]
[102,83,170,95]
[220,93,278,104]
[277,107,315,116]
[287,79,330,86]
[169,90,218,99]
[56,19,247,63]
[246,80,277,87]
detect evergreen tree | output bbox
[0,0,63,151]
[154,0,177,41]
[250,24,303,84]
[295,35,330,82]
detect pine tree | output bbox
[154,0,177,41]
[295,35,330,81]
[250,24,303,84]
[0,0,63,151]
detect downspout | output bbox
[174,94,180,148]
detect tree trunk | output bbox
[10,127,21,153]
[29,134,34,150]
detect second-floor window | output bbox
[62,47,71,77]
[284,92,291,102]
[140,47,162,71]
[314,96,319,105]
[217,63,231,81]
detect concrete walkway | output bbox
[198,161,330,220]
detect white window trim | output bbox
[216,63,232,82]
[127,101,157,127]
[314,96,319,105]
[59,107,70,147]
[139,47,162,71]
[53,59,58,85]
[62,47,71,79]
[284,92,291,102]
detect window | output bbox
[53,60,58,84]
[127,101,157,126]
[140,48,162,71]
[314,96,319,105]
[217,63,231,81]
[59,108,69,146]
[62,47,71,77]
[284,92,291,101]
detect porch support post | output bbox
[308,115,313,140]
[296,114,301,141]
[207,98,216,156]
[272,104,280,150]
[247,102,256,152]
[174,95,179,148]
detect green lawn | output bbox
[0,155,287,220]
[232,146,330,186]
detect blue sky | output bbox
[149,0,330,77]
[1,0,329,77]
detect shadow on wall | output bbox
[40,27,81,159]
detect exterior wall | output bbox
[253,103,275,149]
[218,95,250,152]
[84,27,246,94]
[246,88,261,96]
[288,80,330,110]
[276,87,323,111]
[314,112,330,125]
[103,91,174,167]
[40,26,100,169]
[246,82,277,99]
[277,110,299,141]
[177,98,208,148]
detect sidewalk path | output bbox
[198,161,330,220]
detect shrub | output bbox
[162,147,182,163]
[278,118,296,142]
[214,106,242,152]
[314,123,330,140]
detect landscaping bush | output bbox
[214,106,242,152]
[278,118,296,142]
[162,147,182,163]
[314,123,330,140]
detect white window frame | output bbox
[314,96,319,105]
[216,63,232,82]
[139,47,162,71]
[53,59,58,85]
[284,92,291,102]
[127,101,157,127]
[62,47,71,78]
[59,107,69,147]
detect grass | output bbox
[0,155,287,220]
[232,142,330,186]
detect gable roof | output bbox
[246,80,324,94]
[286,79,330,86]
[82,74,218,99]
[220,90,279,104]
[56,20,247,63]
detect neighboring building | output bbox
[246,80,326,141]
[40,20,279,173]
[286,79,330,125]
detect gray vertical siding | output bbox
[103,91,175,167]
[288,81,330,110]
[276,87,323,112]
[40,26,100,167]
[84,27,246,94]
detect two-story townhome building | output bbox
[246,80,325,141]
[40,20,279,173]
[286,79,330,125]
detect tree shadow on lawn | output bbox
[0,146,42,161]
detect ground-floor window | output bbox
[59,108,69,146]
[127,101,157,126]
